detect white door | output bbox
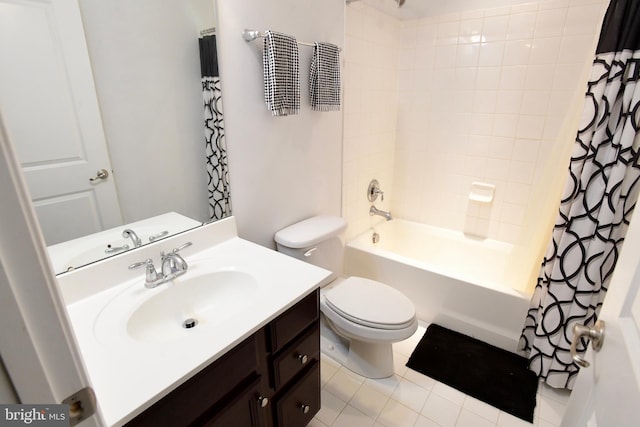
[0,0,123,246]
[561,209,640,426]
[0,110,103,423]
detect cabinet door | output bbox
[275,362,320,427]
[203,376,267,427]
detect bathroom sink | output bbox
[94,269,260,344]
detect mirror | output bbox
[0,0,228,274]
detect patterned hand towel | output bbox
[263,30,300,116]
[309,42,341,111]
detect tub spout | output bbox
[370,205,392,221]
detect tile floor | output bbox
[310,324,571,427]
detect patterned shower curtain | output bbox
[199,34,231,220]
[519,0,640,390]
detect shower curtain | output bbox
[519,0,640,389]
[199,34,232,220]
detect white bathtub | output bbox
[345,219,532,352]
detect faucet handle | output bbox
[129,258,153,270]
[129,258,161,285]
[173,241,193,253]
[367,179,385,202]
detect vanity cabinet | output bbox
[125,289,320,427]
[267,291,321,427]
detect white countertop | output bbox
[56,217,332,426]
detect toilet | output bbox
[275,215,418,378]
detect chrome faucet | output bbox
[128,242,192,288]
[122,228,142,248]
[160,251,188,278]
[369,205,392,221]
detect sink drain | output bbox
[183,318,198,329]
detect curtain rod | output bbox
[242,29,341,51]
[200,27,216,36]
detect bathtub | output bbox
[345,219,532,352]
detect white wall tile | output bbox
[564,4,606,36]
[476,67,502,90]
[513,138,541,161]
[506,12,536,40]
[499,66,527,90]
[344,0,603,244]
[516,115,545,139]
[436,20,459,45]
[520,91,550,115]
[529,37,562,64]
[488,137,515,159]
[482,15,509,42]
[479,42,506,67]
[524,65,555,90]
[496,90,524,114]
[416,23,436,46]
[503,40,532,65]
[493,114,519,138]
[458,18,483,44]
[558,34,598,64]
[539,0,570,10]
[473,91,497,113]
[435,45,457,67]
[534,8,568,38]
[456,43,480,67]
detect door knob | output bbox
[89,169,109,183]
[570,320,605,368]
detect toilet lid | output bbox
[324,277,416,330]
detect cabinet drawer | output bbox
[126,333,259,427]
[273,322,319,389]
[269,289,319,353]
[275,362,320,427]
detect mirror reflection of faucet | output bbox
[370,205,392,221]
[105,244,130,254]
[122,228,143,247]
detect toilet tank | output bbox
[274,216,347,280]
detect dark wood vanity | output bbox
[125,288,321,427]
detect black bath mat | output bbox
[406,324,538,423]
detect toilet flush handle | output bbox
[304,247,317,257]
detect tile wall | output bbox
[343,4,401,239]
[343,0,608,244]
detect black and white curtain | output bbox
[199,34,231,220]
[519,0,640,389]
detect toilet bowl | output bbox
[274,216,418,378]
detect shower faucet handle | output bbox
[368,179,384,202]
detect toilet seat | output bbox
[324,277,416,330]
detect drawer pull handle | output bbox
[300,404,310,414]
[297,354,308,364]
[257,396,269,408]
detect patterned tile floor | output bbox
[309,324,571,427]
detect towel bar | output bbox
[242,29,341,51]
